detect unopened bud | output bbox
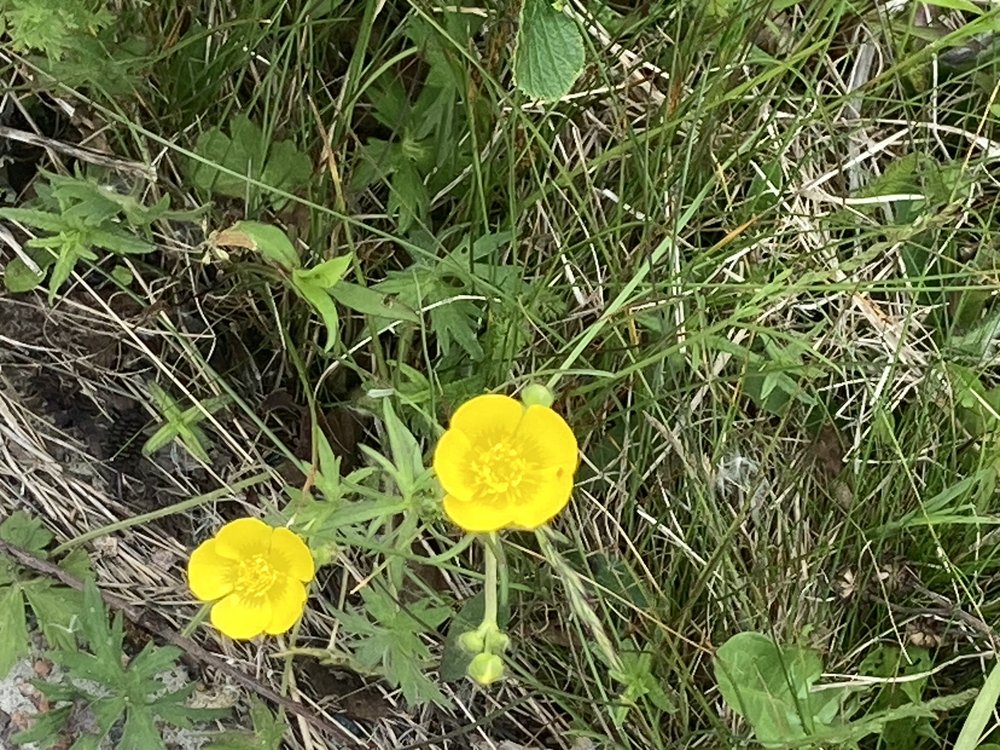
[467,653,505,686]
[520,384,555,408]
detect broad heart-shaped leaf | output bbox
[213,221,301,270]
[514,0,585,101]
[714,632,832,746]
[190,115,265,199]
[189,115,310,206]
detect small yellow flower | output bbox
[187,518,315,640]
[433,394,578,533]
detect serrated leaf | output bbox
[88,227,155,255]
[513,0,585,101]
[0,206,71,232]
[119,704,167,750]
[327,281,420,323]
[59,547,92,581]
[190,116,309,206]
[23,580,82,652]
[0,585,28,678]
[388,160,427,234]
[190,117,264,199]
[213,221,301,270]
[262,139,313,200]
[0,511,54,555]
[10,706,72,746]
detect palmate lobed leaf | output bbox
[0,585,29,678]
[0,510,54,555]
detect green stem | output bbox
[52,471,272,556]
[482,532,499,627]
[181,603,212,638]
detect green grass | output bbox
[5,0,1000,747]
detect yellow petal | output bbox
[516,405,578,471]
[264,575,308,635]
[509,470,575,529]
[432,429,476,501]
[449,394,524,443]
[210,593,271,640]
[187,539,235,602]
[442,494,512,533]
[214,517,273,561]
[269,528,315,583]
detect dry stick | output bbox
[0,125,156,181]
[0,538,375,750]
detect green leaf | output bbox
[10,706,72,747]
[111,264,134,287]
[204,699,284,750]
[22,580,83,652]
[381,398,424,494]
[294,255,353,289]
[262,139,313,201]
[513,0,585,101]
[119,704,167,750]
[59,547,93,580]
[294,277,341,351]
[0,511,53,555]
[213,221,301,270]
[327,281,420,323]
[190,115,310,206]
[87,227,155,255]
[714,632,839,746]
[0,206,71,233]
[0,585,28,678]
[340,588,451,706]
[439,591,484,681]
[4,256,47,292]
[388,160,427,234]
[190,116,265,199]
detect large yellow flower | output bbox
[187,518,315,640]
[433,394,578,533]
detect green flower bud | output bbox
[520,383,555,408]
[458,629,487,654]
[484,628,510,654]
[467,652,505,686]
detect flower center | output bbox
[471,440,530,502]
[233,554,278,598]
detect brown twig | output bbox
[0,538,375,749]
[0,125,156,181]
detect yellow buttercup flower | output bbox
[433,394,578,533]
[187,518,315,640]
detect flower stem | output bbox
[181,603,212,638]
[482,532,499,627]
[52,471,272,556]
